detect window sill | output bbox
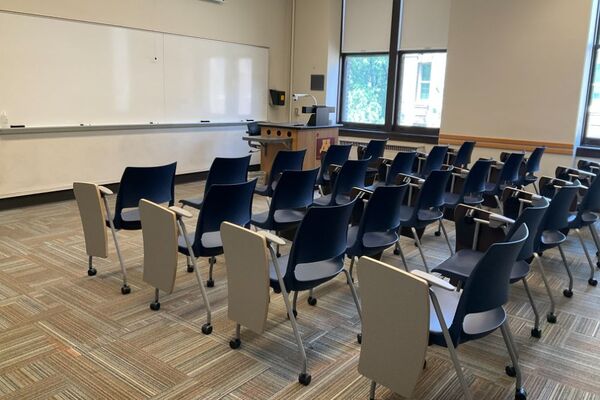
[576,145,600,158]
[339,126,439,144]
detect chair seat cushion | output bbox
[540,230,566,247]
[313,194,332,206]
[346,226,398,257]
[254,183,269,196]
[180,197,203,209]
[268,254,344,284]
[510,260,530,283]
[443,193,484,208]
[568,211,598,228]
[121,207,141,222]
[177,231,222,255]
[252,209,306,228]
[432,249,483,282]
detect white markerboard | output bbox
[0,12,269,127]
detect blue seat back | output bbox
[386,151,417,185]
[421,145,448,177]
[317,144,352,183]
[332,158,370,198]
[453,141,475,168]
[361,139,388,161]
[267,150,306,188]
[578,173,600,213]
[450,225,528,341]
[284,201,355,289]
[505,197,549,261]
[415,169,452,211]
[114,162,177,228]
[541,184,579,231]
[498,153,525,185]
[193,179,257,254]
[203,156,251,198]
[525,147,545,175]
[462,159,493,196]
[270,169,318,214]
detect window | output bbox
[397,52,447,128]
[584,48,600,142]
[341,54,390,125]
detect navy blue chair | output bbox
[484,153,525,211]
[536,183,580,299]
[314,158,370,206]
[566,174,600,285]
[433,196,549,338]
[252,168,318,233]
[180,155,250,209]
[255,150,306,197]
[417,145,448,178]
[346,184,408,280]
[358,139,388,180]
[269,201,361,331]
[517,147,545,193]
[179,179,257,287]
[449,141,475,169]
[316,144,352,191]
[417,224,529,400]
[394,169,453,272]
[376,151,417,187]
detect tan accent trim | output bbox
[439,132,573,155]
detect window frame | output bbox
[582,39,600,146]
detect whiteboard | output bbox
[0,12,269,127]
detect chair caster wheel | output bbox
[589,278,598,286]
[187,265,194,273]
[229,339,241,349]
[357,333,362,344]
[563,289,573,298]
[515,387,527,400]
[150,302,160,311]
[393,249,400,255]
[201,323,213,335]
[307,296,317,306]
[414,242,418,247]
[434,231,441,237]
[547,313,557,323]
[276,252,281,258]
[288,310,298,319]
[121,285,131,295]
[596,261,600,269]
[206,279,214,288]
[298,373,312,386]
[87,268,97,276]
[505,366,516,377]
[531,328,542,338]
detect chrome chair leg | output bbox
[267,244,311,385]
[411,227,429,273]
[150,287,160,310]
[589,224,600,267]
[348,257,356,283]
[343,268,363,344]
[500,321,527,398]
[533,181,540,195]
[522,278,541,338]
[186,256,194,273]
[178,219,213,334]
[575,228,598,286]
[533,253,557,323]
[494,194,504,214]
[369,381,377,400]
[430,289,471,400]
[207,256,216,287]
[439,219,454,255]
[558,245,574,297]
[87,255,97,276]
[102,196,130,295]
[394,240,409,271]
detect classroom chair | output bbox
[73,162,176,294]
[448,140,475,169]
[483,152,524,211]
[314,158,370,206]
[179,179,257,287]
[518,147,545,193]
[255,149,306,198]
[416,145,448,178]
[357,138,388,180]
[180,155,250,210]
[139,199,212,334]
[374,150,417,188]
[315,144,352,193]
[346,184,408,280]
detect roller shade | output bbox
[342,0,393,53]
[399,0,451,50]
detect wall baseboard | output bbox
[439,132,573,155]
[0,164,260,211]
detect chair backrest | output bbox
[267,150,306,188]
[361,139,388,161]
[453,141,475,168]
[204,156,251,198]
[221,222,270,334]
[421,145,448,177]
[358,184,408,237]
[139,199,178,294]
[578,172,600,213]
[269,169,318,216]
[525,147,545,175]
[331,158,370,199]
[73,182,108,258]
[414,169,452,211]
[114,162,177,228]
[247,122,261,136]
[451,224,528,340]
[317,144,352,182]
[541,184,579,231]
[193,179,257,254]
[505,196,549,261]
[497,153,524,185]
[357,257,429,398]
[284,201,355,288]
[462,159,493,196]
[386,151,417,185]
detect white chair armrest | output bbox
[256,231,286,246]
[169,206,193,219]
[410,270,456,291]
[489,213,515,228]
[98,185,114,196]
